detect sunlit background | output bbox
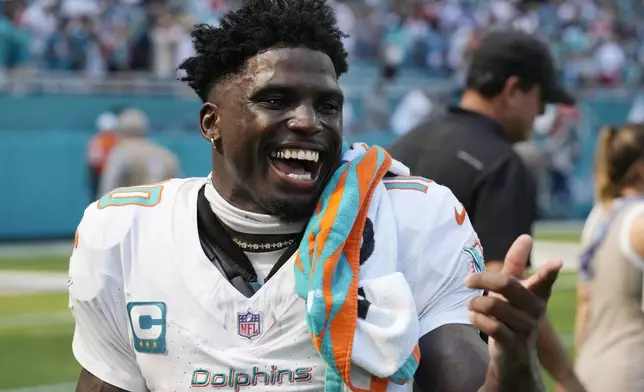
[1,0,642,390]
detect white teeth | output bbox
[271,149,319,163]
[287,172,312,181]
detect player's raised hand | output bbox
[465,235,563,391]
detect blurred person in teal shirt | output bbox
[0,0,31,76]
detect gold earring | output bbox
[210,137,216,149]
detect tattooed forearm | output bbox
[75,369,130,392]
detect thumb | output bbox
[523,259,564,301]
[501,234,533,278]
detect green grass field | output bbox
[0,236,580,391]
[0,292,77,389]
[0,255,69,273]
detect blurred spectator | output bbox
[43,17,82,70]
[0,0,30,79]
[364,64,396,133]
[329,0,355,57]
[150,8,183,79]
[531,103,559,213]
[628,92,644,123]
[575,123,644,392]
[99,108,181,196]
[174,13,195,77]
[86,111,119,200]
[20,0,59,64]
[545,104,582,216]
[594,35,625,87]
[390,87,433,136]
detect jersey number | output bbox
[97,184,164,209]
[383,176,433,193]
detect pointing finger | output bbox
[501,234,533,279]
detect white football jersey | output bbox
[68,176,484,392]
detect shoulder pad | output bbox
[76,200,136,250]
[75,178,197,250]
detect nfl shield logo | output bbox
[237,309,262,340]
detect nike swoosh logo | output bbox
[454,204,467,225]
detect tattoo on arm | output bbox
[76,369,131,392]
[414,324,489,392]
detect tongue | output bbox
[272,159,308,175]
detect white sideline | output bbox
[0,271,69,295]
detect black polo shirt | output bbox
[389,106,537,264]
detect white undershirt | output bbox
[204,175,305,282]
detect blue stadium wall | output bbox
[0,93,633,240]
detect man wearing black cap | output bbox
[391,30,585,391]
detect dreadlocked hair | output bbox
[178,0,349,102]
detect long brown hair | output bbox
[595,123,644,204]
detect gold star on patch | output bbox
[153,342,157,348]
[139,342,143,348]
[145,342,150,348]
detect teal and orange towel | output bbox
[294,142,420,392]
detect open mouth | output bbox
[269,148,323,187]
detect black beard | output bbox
[228,183,321,222]
[259,194,319,222]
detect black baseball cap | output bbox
[467,29,575,106]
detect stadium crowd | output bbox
[0,0,642,89]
